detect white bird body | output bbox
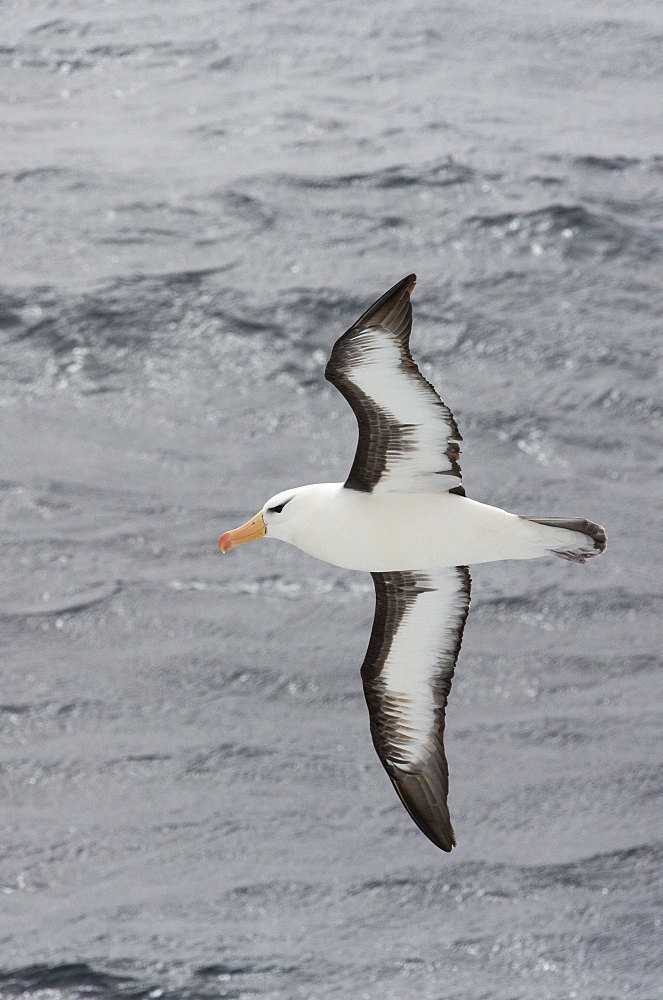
[263,482,587,572]
[218,274,606,852]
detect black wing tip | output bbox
[324,273,418,387]
[348,273,417,334]
[402,272,417,294]
[390,771,456,852]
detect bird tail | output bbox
[519,516,607,564]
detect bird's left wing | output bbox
[361,566,471,852]
[325,274,464,494]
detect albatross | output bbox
[218,275,606,852]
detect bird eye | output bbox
[267,499,291,514]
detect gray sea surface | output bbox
[1,2,662,998]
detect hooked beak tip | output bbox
[217,511,266,553]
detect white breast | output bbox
[272,484,555,572]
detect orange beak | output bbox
[218,511,266,552]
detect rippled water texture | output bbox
[1,2,662,998]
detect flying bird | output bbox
[218,275,606,852]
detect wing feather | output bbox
[325,275,464,495]
[361,567,471,851]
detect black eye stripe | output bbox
[267,498,292,514]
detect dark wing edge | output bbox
[324,274,465,495]
[360,567,471,852]
[345,272,417,345]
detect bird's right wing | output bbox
[361,566,471,851]
[325,274,465,495]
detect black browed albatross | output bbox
[218,275,606,852]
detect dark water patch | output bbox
[0,581,121,619]
[220,667,293,698]
[112,754,173,764]
[376,213,408,229]
[229,879,325,907]
[526,174,564,186]
[287,158,474,190]
[91,201,250,261]
[473,591,550,613]
[199,283,371,384]
[2,273,242,393]
[191,123,228,139]
[589,385,663,426]
[346,864,526,909]
[0,751,172,792]
[460,269,530,291]
[87,43,154,58]
[542,654,660,697]
[182,742,274,776]
[0,966,216,1000]
[276,286,364,344]
[0,698,106,720]
[206,55,234,71]
[168,572,372,603]
[28,19,91,37]
[192,957,323,999]
[469,203,661,262]
[457,715,602,749]
[524,843,663,893]
[12,300,153,353]
[97,228,181,245]
[633,767,663,801]
[479,587,661,620]
[508,717,594,747]
[20,30,219,60]
[101,754,174,779]
[114,202,199,218]
[573,155,641,172]
[162,654,324,703]
[565,653,659,677]
[9,166,86,188]
[0,45,92,72]
[154,264,236,287]
[195,961,279,977]
[211,308,282,339]
[0,296,24,332]
[51,56,94,73]
[221,190,276,229]
[347,843,663,911]
[0,963,134,994]
[2,476,184,525]
[0,699,128,753]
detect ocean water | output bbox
[1,2,662,998]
